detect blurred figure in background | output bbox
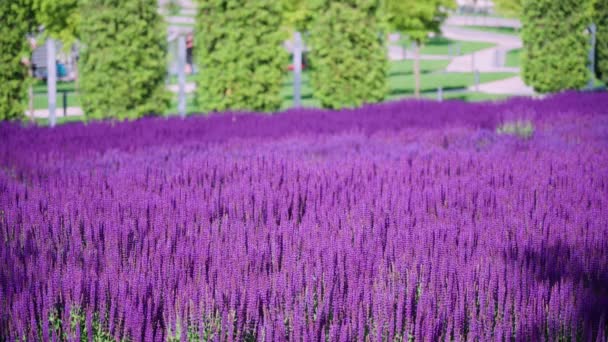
[186,32,193,74]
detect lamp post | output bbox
[293,31,303,108]
[46,38,57,127]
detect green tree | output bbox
[493,0,522,18]
[593,0,608,86]
[0,0,36,121]
[195,0,287,113]
[78,0,170,120]
[281,0,314,32]
[521,0,590,93]
[383,0,455,98]
[307,0,387,109]
[33,0,79,46]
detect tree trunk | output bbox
[414,42,421,98]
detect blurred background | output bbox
[1,0,605,126]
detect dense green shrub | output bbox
[78,0,169,120]
[0,0,35,121]
[521,0,590,93]
[594,0,608,85]
[33,0,80,46]
[195,0,287,113]
[307,0,387,109]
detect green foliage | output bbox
[78,0,170,120]
[195,0,287,113]
[521,0,591,93]
[493,0,522,18]
[383,0,454,98]
[0,0,35,121]
[383,0,455,44]
[594,0,608,85]
[166,0,181,16]
[281,0,315,32]
[33,0,80,46]
[47,306,117,341]
[496,120,534,139]
[307,0,388,109]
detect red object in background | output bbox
[186,34,194,49]
[288,64,306,71]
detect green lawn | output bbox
[387,71,517,100]
[397,35,494,56]
[506,48,522,68]
[33,115,87,126]
[389,60,451,75]
[30,80,79,110]
[33,80,76,93]
[32,91,81,110]
[463,26,521,36]
[422,92,511,102]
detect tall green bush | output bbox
[594,0,608,85]
[33,0,80,46]
[79,0,169,120]
[521,0,590,93]
[0,0,35,121]
[308,0,387,109]
[195,0,287,113]
[493,0,522,18]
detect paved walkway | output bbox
[468,76,534,95]
[440,26,521,74]
[444,46,520,73]
[167,16,195,25]
[442,26,521,48]
[446,15,521,29]
[168,83,196,94]
[158,0,196,9]
[27,107,84,119]
[160,0,196,36]
[440,25,533,95]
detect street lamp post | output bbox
[588,23,597,90]
[46,38,57,127]
[293,31,303,108]
[177,35,187,118]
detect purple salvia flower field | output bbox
[1,92,608,341]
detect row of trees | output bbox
[1,0,607,121]
[0,0,457,120]
[196,0,454,111]
[0,0,168,121]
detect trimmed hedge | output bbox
[0,0,35,121]
[195,0,287,113]
[521,0,590,93]
[78,0,169,120]
[307,0,388,109]
[594,0,608,85]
